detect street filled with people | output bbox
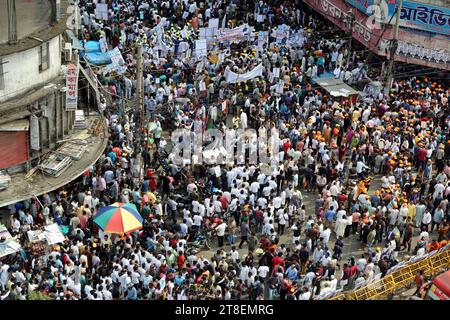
[0,0,449,300]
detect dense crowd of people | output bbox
[0,0,449,300]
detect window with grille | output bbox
[39,42,50,72]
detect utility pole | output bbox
[136,44,144,130]
[134,43,145,185]
[385,0,403,95]
[342,8,355,80]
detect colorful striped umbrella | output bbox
[93,203,143,235]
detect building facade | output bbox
[0,0,75,173]
[303,0,450,70]
[0,1,108,210]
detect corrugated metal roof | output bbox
[316,78,360,97]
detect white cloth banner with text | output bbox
[226,64,263,83]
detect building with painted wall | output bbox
[0,1,108,210]
[0,0,75,173]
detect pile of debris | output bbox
[37,139,89,177]
[56,139,88,160]
[38,152,73,177]
[74,110,87,130]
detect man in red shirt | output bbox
[271,252,284,270]
[348,262,358,288]
[259,235,271,249]
[219,193,229,210]
[282,139,291,153]
[416,147,428,171]
[80,211,88,230]
[341,263,351,289]
[177,251,186,269]
[413,270,425,296]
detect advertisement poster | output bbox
[345,0,450,36]
[65,63,79,111]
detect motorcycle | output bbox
[172,193,192,210]
[186,229,212,250]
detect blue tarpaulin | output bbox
[79,40,101,59]
[79,40,112,65]
[84,40,101,53]
[84,52,112,65]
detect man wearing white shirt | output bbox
[268,178,277,190]
[192,200,200,213]
[193,214,203,229]
[273,196,282,209]
[421,211,432,232]
[321,226,331,249]
[262,186,272,197]
[258,265,270,280]
[185,215,193,228]
[215,222,227,247]
[356,160,369,175]
[277,209,288,235]
[250,181,260,195]
[102,286,112,300]
[257,172,267,185]
[228,196,238,213]
[257,197,267,209]
[239,263,250,282]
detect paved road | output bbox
[195,173,429,291]
[158,121,429,293]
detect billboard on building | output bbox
[345,0,450,36]
[65,63,79,111]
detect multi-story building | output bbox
[0,0,107,209]
[0,0,75,172]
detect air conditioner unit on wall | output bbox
[64,43,73,62]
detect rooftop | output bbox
[0,0,70,57]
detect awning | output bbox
[315,78,360,97]
[326,84,360,97]
[0,119,29,131]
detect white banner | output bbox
[226,64,263,83]
[95,3,108,20]
[273,24,290,44]
[150,18,166,38]
[199,27,217,39]
[209,18,219,29]
[217,24,251,43]
[195,39,208,59]
[103,47,127,75]
[65,63,79,111]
